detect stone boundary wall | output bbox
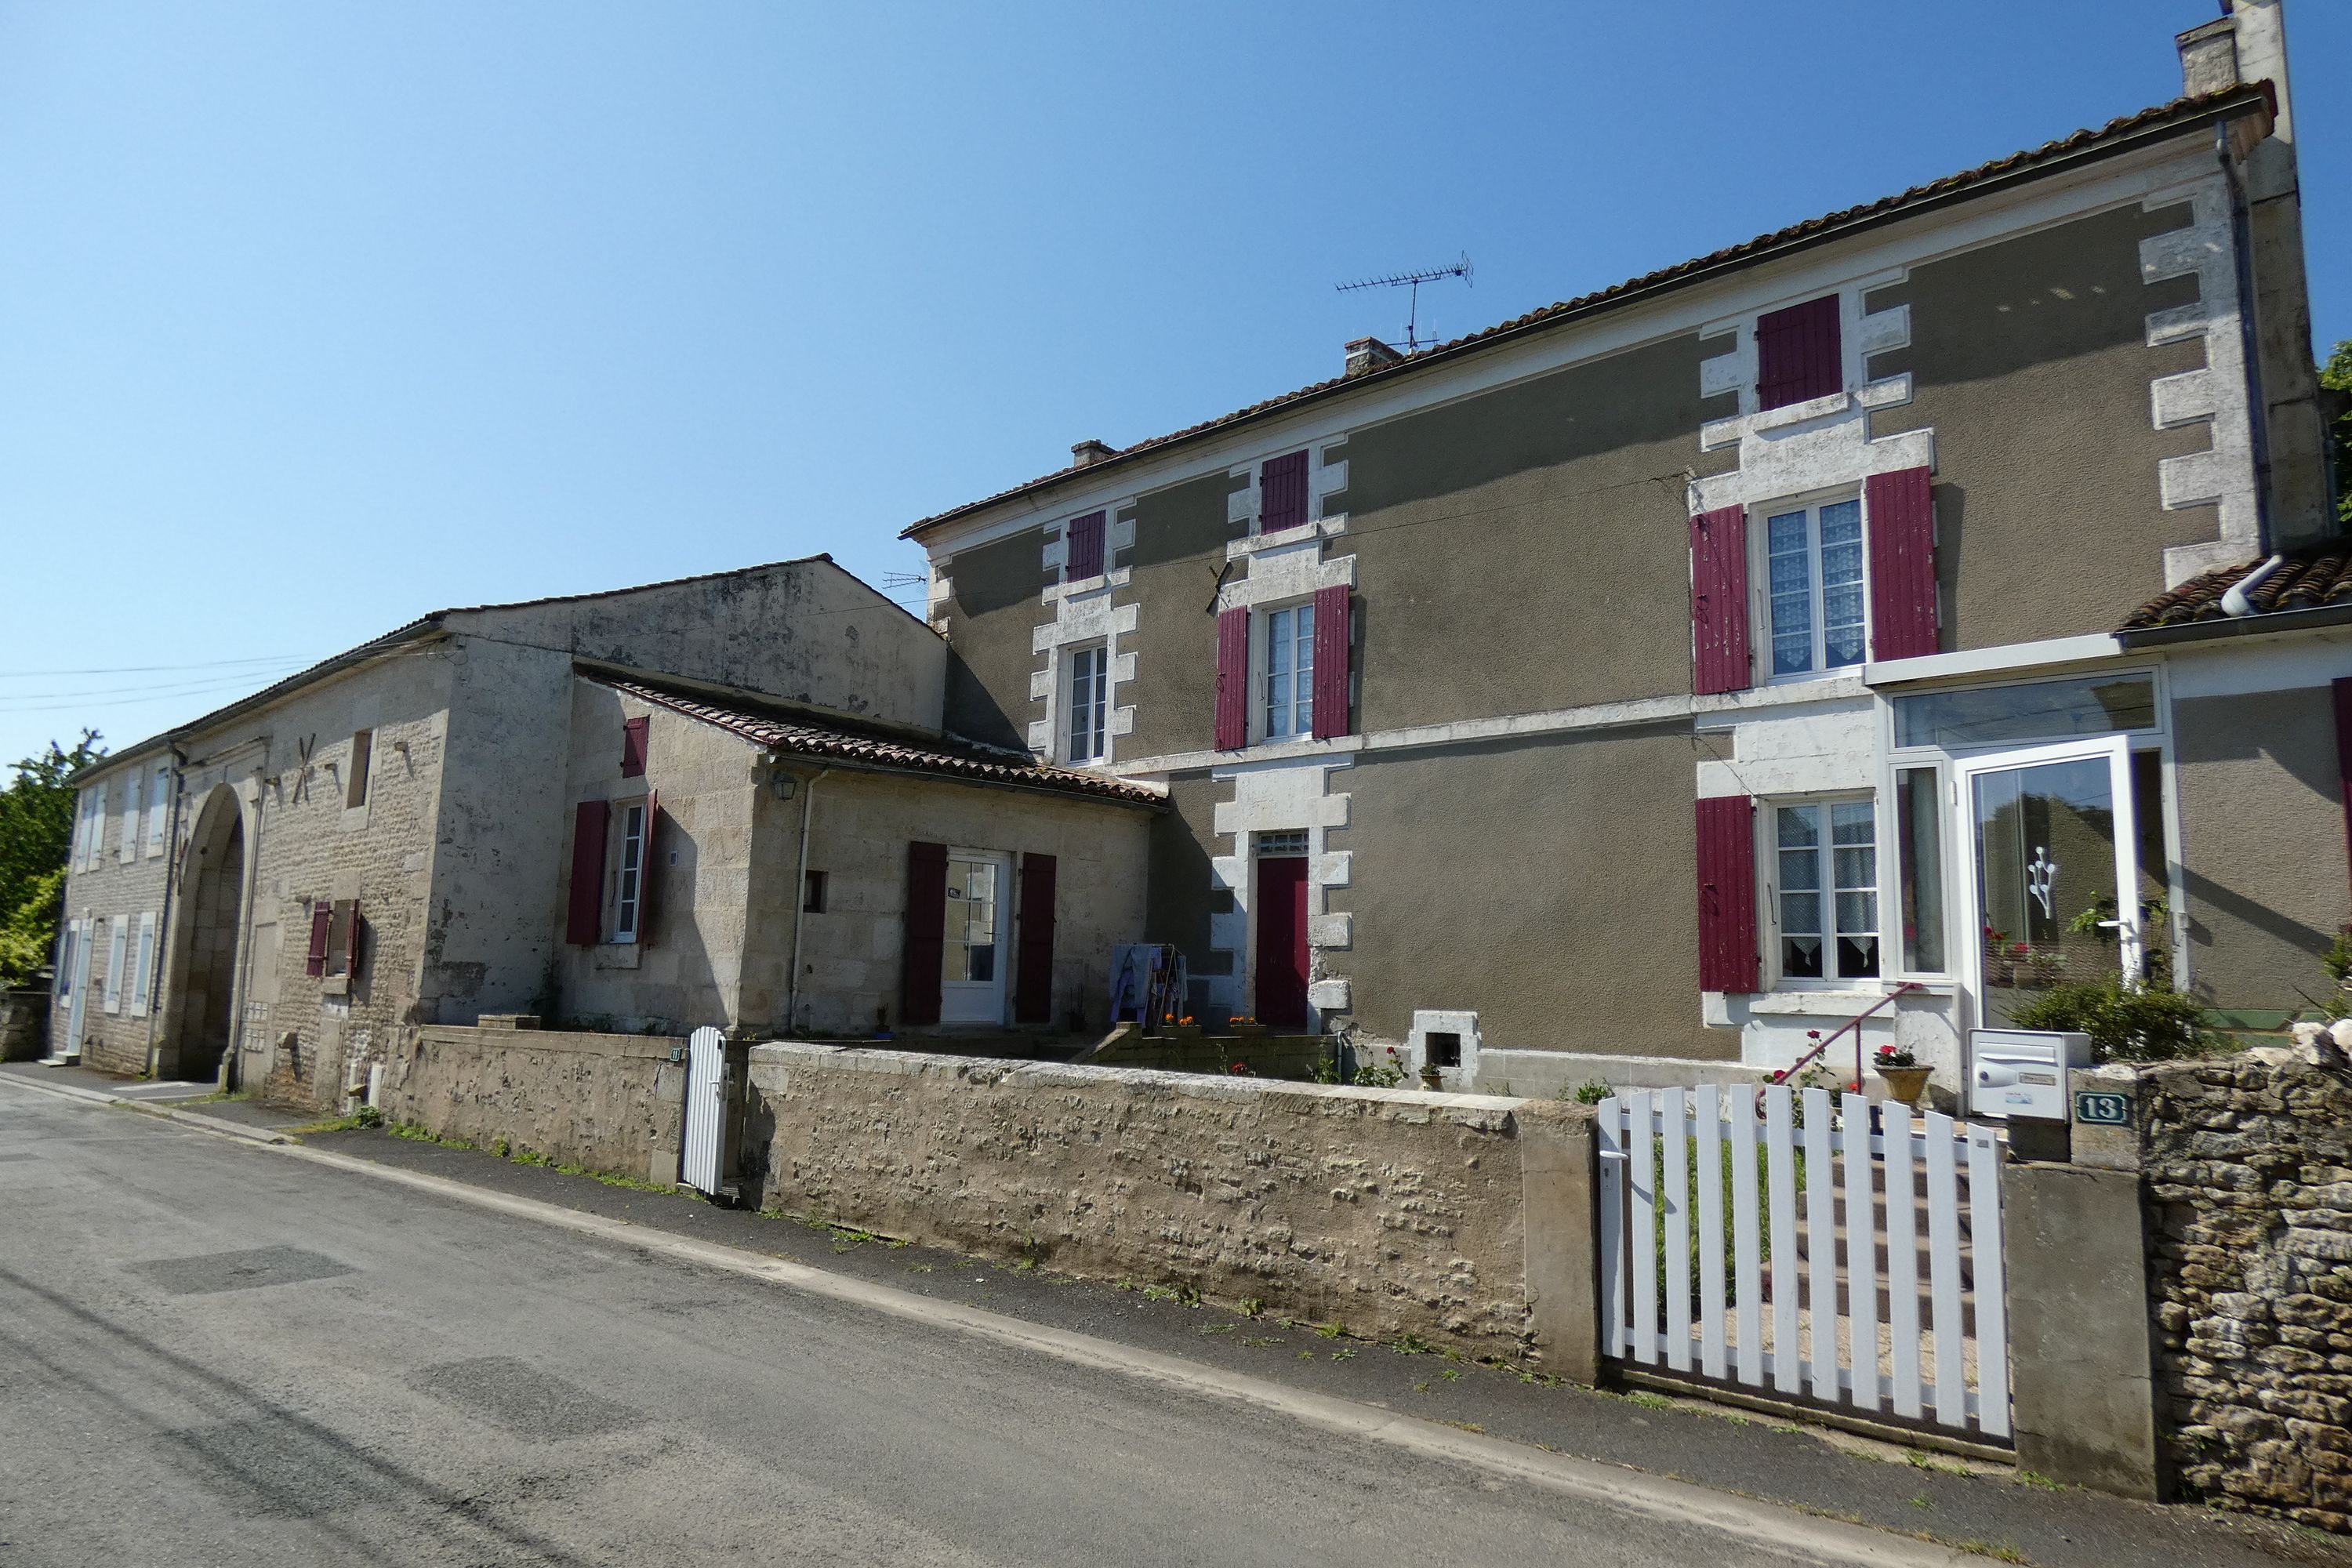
[1,991,49,1063]
[378,1025,688,1186]
[743,1042,1596,1361]
[2129,1055,2352,1530]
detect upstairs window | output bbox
[621,716,649,779]
[1258,450,1309,534]
[1263,603,1316,739]
[347,730,373,808]
[1766,498,1864,677]
[1755,295,1841,409]
[1775,799,1878,982]
[1065,644,1109,764]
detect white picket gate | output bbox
[1595,1084,2011,1443]
[681,1025,726,1196]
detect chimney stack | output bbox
[1345,337,1403,379]
[1070,439,1119,468]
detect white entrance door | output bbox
[1955,735,2143,1036]
[939,851,1008,1025]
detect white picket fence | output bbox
[1594,1085,2011,1443]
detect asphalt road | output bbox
[0,1077,1954,1568]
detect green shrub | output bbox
[2009,977,2216,1063]
[1570,1079,1612,1105]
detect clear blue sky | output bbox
[3,1,2346,771]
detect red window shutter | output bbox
[1865,466,1939,662]
[305,905,332,978]
[1259,450,1309,534]
[901,840,949,1026]
[343,902,363,978]
[1065,511,1105,581]
[1214,607,1250,751]
[567,800,610,946]
[1014,852,1058,1024]
[1311,583,1352,739]
[1690,505,1751,695]
[637,792,659,944]
[1755,296,1841,410]
[1695,796,1760,993]
[621,717,649,778]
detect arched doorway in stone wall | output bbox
[165,785,247,1083]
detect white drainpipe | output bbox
[2220,554,2285,617]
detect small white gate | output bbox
[681,1025,726,1196]
[1595,1084,2011,1443]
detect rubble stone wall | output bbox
[377,1024,688,1186]
[746,1041,1592,1357]
[2137,1055,2352,1530]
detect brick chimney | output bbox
[1345,337,1403,379]
[1070,439,1119,468]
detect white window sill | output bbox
[1224,517,1340,561]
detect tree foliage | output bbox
[2325,339,2352,526]
[0,732,104,988]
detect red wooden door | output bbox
[1255,856,1310,1029]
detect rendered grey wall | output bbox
[1329,724,1730,1060]
[1336,333,1725,725]
[1142,771,1222,980]
[2172,687,2348,1010]
[938,526,1051,752]
[1866,203,2213,651]
[1119,473,1236,760]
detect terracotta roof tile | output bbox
[2121,543,2352,630]
[597,677,1168,808]
[903,85,2273,541]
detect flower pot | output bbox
[1874,1065,1932,1106]
[1167,1024,1203,1042]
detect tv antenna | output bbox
[1335,252,1473,353]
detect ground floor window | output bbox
[1775,798,1878,981]
[612,801,647,942]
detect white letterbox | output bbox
[1969,1029,2092,1120]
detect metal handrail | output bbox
[1761,981,1926,1106]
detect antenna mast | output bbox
[1334,252,1473,352]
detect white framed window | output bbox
[147,765,169,855]
[103,917,126,1013]
[119,772,142,863]
[1773,797,1880,982]
[1065,644,1109,764]
[1262,601,1316,739]
[611,801,648,943]
[1763,497,1865,679]
[131,912,157,1016]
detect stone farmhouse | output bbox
[47,557,1158,1105]
[45,0,2347,1113]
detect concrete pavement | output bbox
[2,1073,2344,1566]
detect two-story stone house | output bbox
[48,556,1160,1107]
[910,1,2342,1095]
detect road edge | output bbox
[258,1135,1978,1568]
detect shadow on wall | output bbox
[943,649,1023,753]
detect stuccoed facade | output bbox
[906,3,2343,1098]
